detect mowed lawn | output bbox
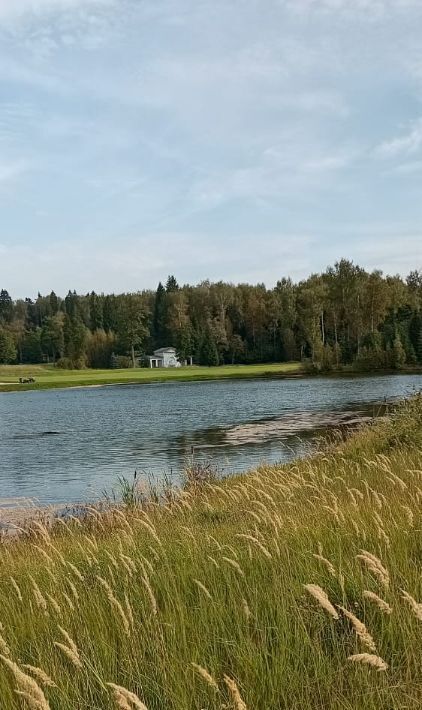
[0,362,302,392]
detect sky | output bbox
[1,0,422,298]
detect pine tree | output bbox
[117,296,149,367]
[391,334,406,369]
[89,292,104,331]
[63,314,87,366]
[166,275,179,293]
[0,289,13,323]
[153,282,167,346]
[0,327,16,363]
[417,326,422,364]
[21,330,43,363]
[200,329,219,366]
[176,324,192,362]
[41,314,64,362]
[49,291,59,315]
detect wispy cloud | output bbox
[0,232,316,297]
[0,0,421,293]
[0,159,29,187]
[1,225,420,299]
[0,0,114,21]
[391,159,422,174]
[282,0,422,18]
[375,118,422,158]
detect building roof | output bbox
[153,347,176,355]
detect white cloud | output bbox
[2,227,420,299]
[376,119,422,158]
[391,159,422,174]
[0,159,29,186]
[0,233,316,297]
[281,0,421,17]
[0,0,113,21]
[189,143,357,210]
[0,0,422,294]
[352,233,422,274]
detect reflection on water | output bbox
[223,410,372,445]
[0,373,421,504]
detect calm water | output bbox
[0,374,421,505]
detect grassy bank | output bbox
[0,362,302,392]
[0,397,421,708]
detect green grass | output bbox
[0,396,421,709]
[0,396,422,710]
[0,361,302,392]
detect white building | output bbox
[148,347,181,368]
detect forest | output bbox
[0,259,421,372]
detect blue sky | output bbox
[1,0,422,297]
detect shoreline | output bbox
[0,408,390,532]
[0,500,98,536]
[0,397,420,706]
[1,364,422,393]
[0,362,301,393]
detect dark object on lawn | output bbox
[18,377,36,384]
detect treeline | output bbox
[0,260,422,371]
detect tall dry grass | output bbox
[0,395,421,708]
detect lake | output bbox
[0,373,421,505]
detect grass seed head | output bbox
[10,577,23,603]
[312,554,336,577]
[236,534,272,559]
[54,642,83,669]
[113,690,132,709]
[54,627,82,668]
[29,575,48,612]
[223,675,247,710]
[242,598,252,621]
[107,682,148,709]
[193,579,213,600]
[191,662,219,690]
[304,584,339,619]
[401,590,422,621]
[363,591,392,615]
[357,552,390,588]
[141,575,158,615]
[67,561,84,581]
[0,632,10,656]
[22,665,57,688]
[339,606,377,652]
[0,655,51,709]
[221,557,245,576]
[347,653,388,671]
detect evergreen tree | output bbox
[200,328,219,366]
[41,314,64,362]
[153,282,167,346]
[117,296,149,367]
[63,314,87,366]
[166,275,179,293]
[89,292,104,331]
[103,295,117,333]
[49,291,59,315]
[86,329,116,368]
[417,326,422,364]
[21,329,43,363]
[228,334,245,364]
[0,289,13,323]
[0,328,16,363]
[176,323,193,362]
[2,260,422,371]
[391,334,406,369]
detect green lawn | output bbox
[0,361,302,392]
